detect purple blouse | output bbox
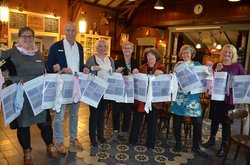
[213,62,246,105]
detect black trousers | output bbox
[129,107,158,147]
[112,102,132,132]
[17,110,53,150]
[89,99,108,143]
[209,101,234,142]
[173,114,202,149]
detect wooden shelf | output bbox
[76,33,111,63]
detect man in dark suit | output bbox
[47,22,89,154]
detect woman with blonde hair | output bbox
[170,44,208,158]
[86,39,115,146]
[203,44,246,157]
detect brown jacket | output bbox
[137,62,166,112]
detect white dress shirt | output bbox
[63,39,80,74]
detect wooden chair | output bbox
[158,102,172,139]
[222,108,250,165]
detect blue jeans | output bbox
[54,102,80,144]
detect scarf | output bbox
[16,44,38,56]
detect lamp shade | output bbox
[79,19,87,33]
[154,0,164,10]
[0,1,9,22]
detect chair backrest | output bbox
[228,109,248,134]
[248,104,250,135]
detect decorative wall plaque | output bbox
[45,17,59,33]
[27,15,44,31]
[9,12,27,29]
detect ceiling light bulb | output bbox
[154,0,165,10]
[216,44,222,49]
[228,0,241,2]
[196,44,201,49]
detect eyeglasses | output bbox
[123,47,133,50]
[20,35,34,39]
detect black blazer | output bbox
[47,40,84,73]
[115,57,139,75]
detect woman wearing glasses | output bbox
[112,41,139,142]
[1,27,58,165]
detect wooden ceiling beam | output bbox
[107,0,115,7]
[69,0,80,8]
[119,8,131,17]
[72,3,82,22]
[68,0,82,22]
[116,26,125,40]
[93,0,100,4]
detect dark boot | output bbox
[203,137,215,148]
[191,147,208,158]
[173,142,181,153]
[216,142,227,158]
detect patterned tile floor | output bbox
[0,103,247,165]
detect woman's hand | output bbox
[206,61,213,67]
[175,61,183,66]
[62,68,73,74]
[132,68,139,74]
[91,65,101,71]
[154,69,163,76]
[83,67,90,74]
[173,61,183,71]
[53,64,61,72]
[216,62,223,71]
[116,67,124,73]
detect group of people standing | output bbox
[0,21,246,165]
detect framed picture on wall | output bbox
[120,33,129,46]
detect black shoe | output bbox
[216,143,227,158]
[147,144,155,149]
[203,137,215,148]
[91,141,97,147]
[173,144,181,153]
[191,147,208,158]
[98,138,107,143]
[129,141,137,146]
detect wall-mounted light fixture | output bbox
[0,0,9,23]
[175,25,221,31]
[17,1,24,12]
[228,0,241,2]
[154,0,165,10]
[79,10,87,33]
[44,4,57,17]
[216,31,222,50]
[196,32,202,49]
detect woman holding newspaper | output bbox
[0,27,58,165]
[170,44,208,158]
[86,39,115,147]
[129,47,165,149]
[113,41,139,142]
[202,44,246,157]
